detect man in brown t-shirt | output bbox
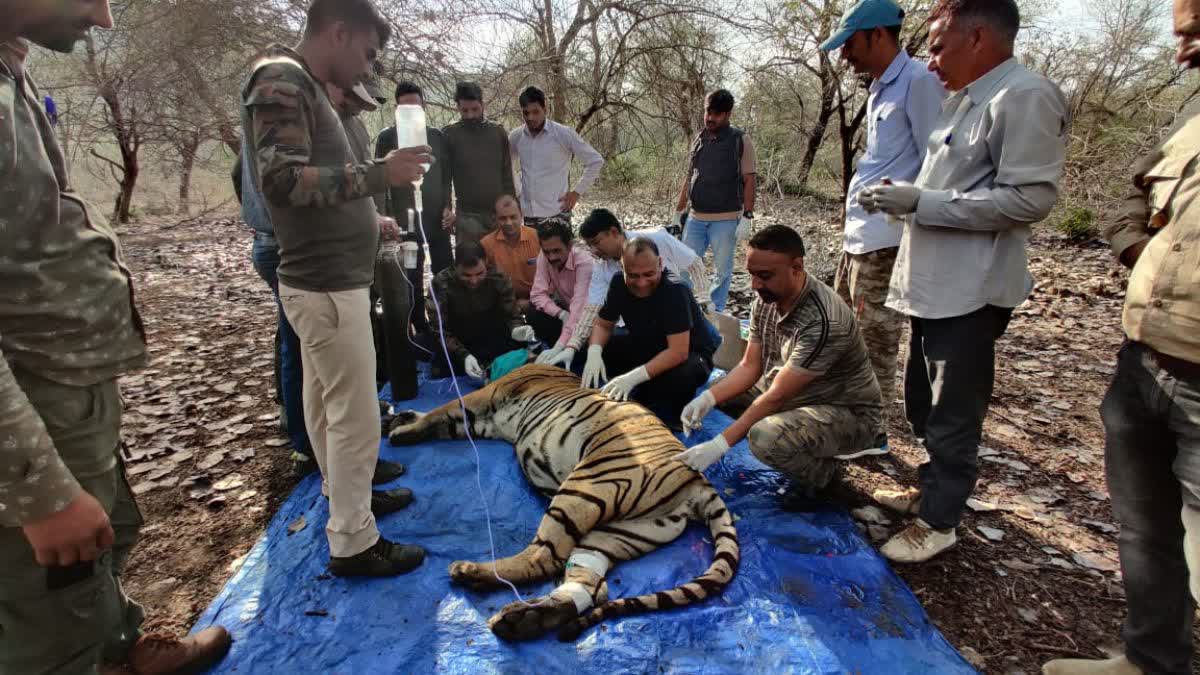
[673,225,884,495]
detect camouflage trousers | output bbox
[834,248,904,408]
[722,389,883,490]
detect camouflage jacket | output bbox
[0,40,147,525]
[428,268,523,360]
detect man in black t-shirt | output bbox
[582,238,720,429]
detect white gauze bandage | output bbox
[552,550,612,612]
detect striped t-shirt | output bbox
[748,276,882,410]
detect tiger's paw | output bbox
[387,411,424,446]
[489,595,578,642]
[448,560,505,591]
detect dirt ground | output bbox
[112,205,1192,674]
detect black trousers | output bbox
[374,255,419,401]
[904,304,1013,530]
[604,333,712,427]
[527,308,564,347]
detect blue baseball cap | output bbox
[819,0,906,51]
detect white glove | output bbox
[463,354,484,380]
[557,309,570,322]
[511,325,536,342]
[672,434,731,472]
[736,214,753,242]
[858,182,921,216]
[680,390,716,438]
[535,346,563,365]
[580,344,607,389]
[600,366,649,402]
[548,347,576,369]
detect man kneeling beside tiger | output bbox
[386,364,739,641]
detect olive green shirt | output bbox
[0,41,148,526]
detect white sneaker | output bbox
[1041,655,1143,675]
[880,519,956,563]
[835,434,889,461]
[872,487,921,516]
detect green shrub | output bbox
[1055,206,1097,240]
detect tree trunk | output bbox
[178,133,200,215]
[797,63,836,189]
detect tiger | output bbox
[386,364,740,642]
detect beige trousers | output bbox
[278,283,380,558]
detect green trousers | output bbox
[0,371,144,674]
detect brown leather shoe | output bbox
[125,625,232,675]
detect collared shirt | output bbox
[510,121,605,218]
[843,51,945,254]
[0,40,148,526]
[887,59,1069,319]
[568,227,710,350]
[428,268,522,361]
[1105,105,1200,363]
[481,225,542,300]
[530,247,595,347]
[749,276,881,411]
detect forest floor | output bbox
[112,197,1192,674]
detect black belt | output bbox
[1150,347,1200,380]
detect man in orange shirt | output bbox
[481,194,542,312]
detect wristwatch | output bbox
[742,210,754,219]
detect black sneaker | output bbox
[328,537,426,577]
[372,460,406,485]
[371,487,414,515]
[290,451,318,480]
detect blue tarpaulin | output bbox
[193,373,975,674]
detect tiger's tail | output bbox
[555,484,740,641]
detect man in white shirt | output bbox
[820,0,945,456]
[858,0,1068,564]
[510,86,605,230]
[568,209,712,373]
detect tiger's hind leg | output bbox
[488,513,691,642]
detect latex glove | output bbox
[535,346,563,365]
[859,182,921,216]
[672,434,731,472]
[600,366,649,402]
[736,214,753,242]
[557,309,570,322]
[463,354,484,380]
[680,390,716,438]
[580,344,607,389]
[548,347,576,368]
[511,325,536,342]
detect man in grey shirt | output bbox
[858,0,1068,564]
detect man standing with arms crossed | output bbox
[509,86,605,230]
[1,2,231,672]
[1044,2,1200,673]
[242,0,430,577]
[859,0,1068,563]
[819,0,944,456]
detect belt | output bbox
[1150,346,1200,380]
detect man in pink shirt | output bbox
[530,218,595,368]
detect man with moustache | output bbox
[1,1,231,672]
[819,0,945,458]
[1042,2,1200,673]
[858,0,1068,564]
[673,226,885,501]
[530,218,595,368]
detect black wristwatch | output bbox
[743,210,754,219]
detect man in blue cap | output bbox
[819,0,944,461]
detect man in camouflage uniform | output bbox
[674,226,884,496]
[0,2,230,673]
[820,0,945,456]
[1044,2,1200,673]
[240,0,430,577]
[427,241,531,380]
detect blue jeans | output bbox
[251,234,310,453]
[682,216,738,312]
